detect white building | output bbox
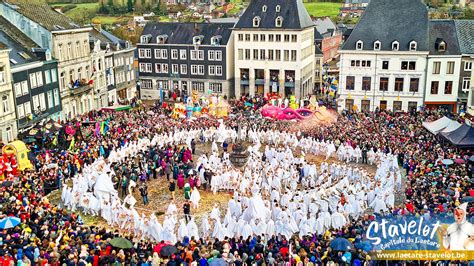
[0,47,16,143]
[233,0,316,99]
[338,0,429,112]
[424,20,462,113]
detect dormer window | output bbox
[262,5,267,12]
[140,35,150,44]
[193,36,203,45]
[356,40,363,50]
[253,16,261,28]
[275,16,283,27]
[211,36,222,46]
[276,5,281,12]
[157,34,168,44]
[374,40,381,51]
[438,41,446,52]
[410,41,417,51]
[392,41,399,51]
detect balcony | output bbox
[69,79,92,96]
[284,82,295,88]
[255,79,265,85]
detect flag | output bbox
[52,136,57,146]
[100,121,105,135]
[94,122,100,137]
[102,119,109,135]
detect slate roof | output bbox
[0,16,37,65]
[89,28,128,51]
[428,20,460,56]
[2,0,80,31]
[342,0,429,51]
[454,20,474,54]
[314,17,336,35]
[141,22,234,45]
[234,0,313,30]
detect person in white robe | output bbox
[178,219,189,240]
[190,187,201,209]
[201,214,211,238]
[187,217,199,240]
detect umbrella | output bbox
[160,245,178,257]
[470,155,474,162]
[442,159,454,165]
[462,196,474,203]
[354,240,372,252]
[445,188,455,195]
[109,237,133,249]
[0,217,21,229]
[454,158,465,164]
[330,237,354,251]
[2,181,13,187]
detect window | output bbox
[284,34,290,42]
[39,93,46,111]
[172,64,179,74]
[191,50,198,60]
[161,49,168,59]
[253,34,259,42]
[430,81,439,94]
[362,77,371,91]
[276,35,281,42]
[409,41,417,51]
[29,73,37,88]
[238,49,243,60]
[444,81,453,94]
[154,49,161,59]
[260,34,266,42]
[47,91,53,108]
[433,62,441,74]
[215,51,222,61]
[379,77,389,91]
[393,101,402,111]
[161,64,168,73]
[276,5,281,12]
[276,50,281,61]
[171,49,178,59]
[268,50,274,60]
[32,95,39,112]
[462,77,471,91]
[53,88,59,106]
[401,61,416,70]
[284,50,289,61]
[210,83,222,94]
[409,78,419,92]
[275,16,283,27]
[361,100,370,112]
[465,61,472,71]
[24,101,31,116]
[356,40,363,50]
[21,81,28,95]
[67,42,72,60]
[191,65,198,75]
[374,41,381,50]
[245,34,250,41]
[394,78,404,92]
[346,76,355,90]
[447,61,455,74]
[139,48,146,58]
[36,72,43,87]
[197,50,204,60]
[216,66,222,76]
[260,49,265,60]
[345,99,354,111]
[209,65,216,76]
[291,35,297,42]
[1,95,8,114]
[392,41,399,51]
[192,82,204,92]
[140,63,147,73]
[198,65,204,75]
[382,61,389,70]
[17,104,24,118]
[180,50,187,60]
[45,70,51,84]
[253,49,259,60]
[269,35,274,42]
[262,5,267,12]
[291,50,297,61]
[245,49,250,60]
[14,83,22,97]
[253,16,261,27]
[181,64,187,75]
[238,34,243,41]
[51,69,57,83]
[209,51,215,60]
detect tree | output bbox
[127,0,134,12]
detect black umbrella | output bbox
[462,196,474,203]
[2,181,13,187]
[160,245,178,257]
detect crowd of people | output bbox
[0,95,472,265]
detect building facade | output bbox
[455,20,474,112]
[233,0,316,99]
[138,22,234,99]
[0,47,16,143]
[338,0,429,112]
[424,20,462,113]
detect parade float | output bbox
[172,94,230,119]
[0,140,33,179]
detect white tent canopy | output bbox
[422,116,453,134]
[440,120,462,134]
